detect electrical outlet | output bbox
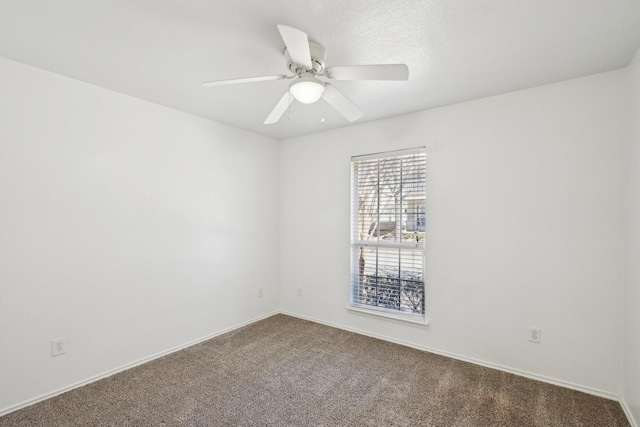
[258,288,263,298]
[51,337,66,356]
[528,327,541,343]
[297,286,302,296]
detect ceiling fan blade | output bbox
[322,85,363,122]
[202,75,287,87]
[277,24,312,69]
[326,64,409,81]
[264,91,293,125]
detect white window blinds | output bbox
[350,148,426,316]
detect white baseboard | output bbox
[0,311,279,417]
[620,397,638,427]
[279,310,621,402]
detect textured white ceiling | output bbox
[2,0,640,140]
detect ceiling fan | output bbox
[202,25,409,125]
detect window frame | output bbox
[348,147,428,325]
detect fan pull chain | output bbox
[288,90,292,120]
[321,97,325,123]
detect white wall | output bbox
[0,57,279,413]
[624,49,640,425]
[279,69,628,395]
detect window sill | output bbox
[346,305,430,327]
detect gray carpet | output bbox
[0,314,630,426]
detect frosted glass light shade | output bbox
[290,77,324,104]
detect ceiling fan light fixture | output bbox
[290,75,324,104]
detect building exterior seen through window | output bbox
[350,147,426,316]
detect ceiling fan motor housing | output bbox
[285,41,327,74]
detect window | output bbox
[350,147,426,319]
